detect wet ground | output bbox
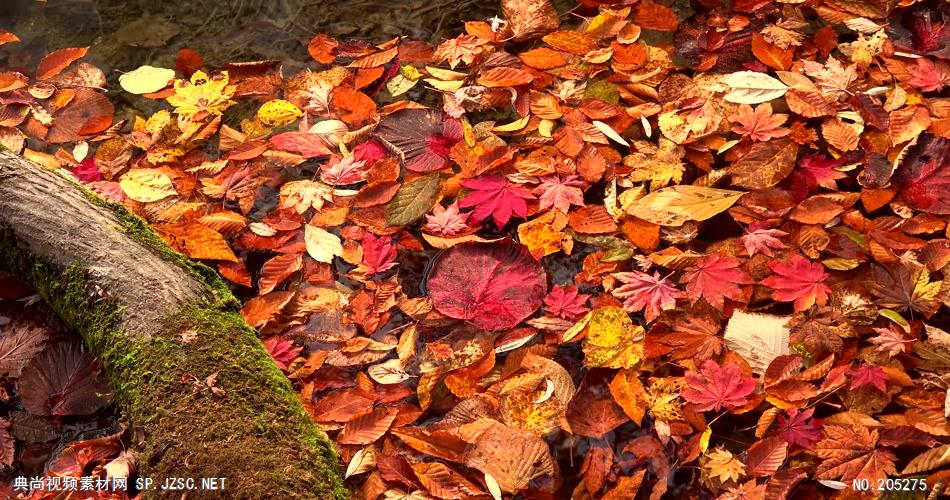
[0,0,576,76]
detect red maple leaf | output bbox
[761,254,831,312]
[796,154,847,191]
[681,360,756,412]
[543,285,590,320]
[908,58,950,92]
[681,254,751,310]
[533,175,585,213]
[263,337,302,370]
[611,270,682,323]
[777,408,822,449]
[359,233,398,276]
[848,364,888,392]
[740,223,787,257]
[459,175,534,228]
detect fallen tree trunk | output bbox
[0,151,346,499]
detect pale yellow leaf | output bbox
[304,224,342,263]
[723,310,791,375]
[721,71,789,104]
[119,169,177,203]
[119,65,175,94]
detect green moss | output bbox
[72,176,238,311]
[0,228,347,499]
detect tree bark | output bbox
[0,151,347,499]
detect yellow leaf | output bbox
[166,70,237,119]
[700,426,712,452]
[118,65,175,94]
[257,99,302,127]
[304,224,342,263]
[628,185,745,226]
[493,114,530,132]
[583,306,644,369]
[119,169,177,203]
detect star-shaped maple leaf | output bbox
[761,254,831,312]
[740,223,787,257]
[907,58,950,92]
[459,175,534,228]
[611,270,682,323]
[777,408,822,449]
[423,202,470,236]
[681,360,756,412]
[868,326,915,358]
[543,285,590,320]
[681,254,752,310]
[848,364,888,392]
[797,154,847,191]
[533,175,585,213]
[728,103,790,142]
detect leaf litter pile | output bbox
[2,0,950,498]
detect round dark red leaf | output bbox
[427,241,546,331]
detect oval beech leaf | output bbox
[304,224,343,263]
[118,65,175,94]
[338,406,399,445]
[463,421,555,492]
[19,340,112,417]
[427,241,546,331]
[728,138,799,190]
[0,316,50,377]
[0,421,13,466]
[412,462,485,499]
[628,185,745,226]
[746,436,788,477]
[36,47,89,80]
[721,71,789,104]
[119,169,177,203]
[345,447,376,479]
[386,174,442,226]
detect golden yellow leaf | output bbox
[257,99,302,127]
[624,138,685,190]
[583,306,644,369]
[119,169,177,203]
[628,185,745,226]
[704,447,746,484]
[166,70,237,119]
[118,65,175,94]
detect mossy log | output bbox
[0,151,347,499]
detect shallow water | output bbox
[0,0,559,74]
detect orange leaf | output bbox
[751,34,793,70]
[258,253,303,295]
[36,47,89,80]
[542,31,597,55]
[518,47,568,70]
[0,29,19,46]
[821,117,859,152]
[330,87,376,127]
[348,46,399,69]
[476,67,534,88]
[307,34,338,64]
[337,406,399,445]
[175,48,204,77]
[634,1,679,32]
[77,115,112,136]
[746,436,788,477]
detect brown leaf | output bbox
[462,421,556,492]
[502,0,560,43]
[337,406,399,445]
[729,138,799,189]
[412,462,484,499]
